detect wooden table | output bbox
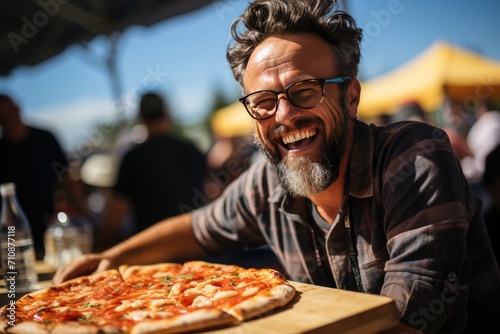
[202,281,400,334]
[1,265,401,333]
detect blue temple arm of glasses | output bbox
[325,76,350,83]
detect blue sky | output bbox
[1,0,499,151]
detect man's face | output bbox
[242,33,359,197]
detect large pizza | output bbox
[0,261,295,333]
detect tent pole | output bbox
[106,32,126,122]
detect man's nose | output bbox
[274,94,300,125]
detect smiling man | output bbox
[54,1,500,332]
[241,33,355,215]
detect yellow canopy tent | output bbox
[211,102,254,138]
[358,41,500,118]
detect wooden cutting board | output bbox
[203,281,399,334]
[0,274,399,333]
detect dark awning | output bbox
[0,0,215,76]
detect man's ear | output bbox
[347,78,361,119]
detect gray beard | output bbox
[276,155,334,197]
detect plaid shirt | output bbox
[192,120,500,333]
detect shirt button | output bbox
[447,271,457,282]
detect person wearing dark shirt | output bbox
[483,144,500,265]
[97,92,207,248]
[0,94,92,259]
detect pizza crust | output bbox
[130,308,236,334]
[50,323,122,334]
[226,283,296,321]
[3,322,50,334]
[1,320,123,334]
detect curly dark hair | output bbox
[226,0,363,87]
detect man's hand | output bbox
[52,253,117,284]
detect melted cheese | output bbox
[169,283,182,296]
[242,286,259,297]
[114,302,131,312]
[191,295,214,308]
[213,290,238,301]
[131,300,144,309]
[129,310,149,321]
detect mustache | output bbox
[269,117,324,141]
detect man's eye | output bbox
[254,97,275,109]
[291,88,320,103]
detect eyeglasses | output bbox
[239,76,350,120]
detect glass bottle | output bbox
[68,213,93,255]
[0,182,39,293]
[43,212,83,268]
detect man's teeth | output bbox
[282,129,316,145]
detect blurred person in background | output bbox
[482,144,500,265]
[442,127,473,162]
[205,102,262,200]
[0,94,92,259]
[373,112,392,126]
[392,100,426,123]
[96,92,207,249]
[463,100,500,182]
[462,100,500,211]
